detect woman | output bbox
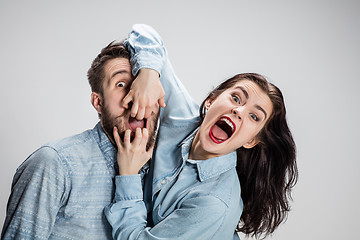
[104,24,298,240]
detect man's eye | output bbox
[250,113,259,121]
[116,81,126,88]
[232,95,240,103]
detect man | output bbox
[1,41,164,239]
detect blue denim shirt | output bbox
[104,24,242,240]
[1,123,125,239]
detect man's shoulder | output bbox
[19,128,96,168]
[43,127,97,152]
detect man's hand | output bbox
[122,68,166,120]
[113,126,154,175]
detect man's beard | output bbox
[100,101,159,151]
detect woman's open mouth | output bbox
[209,116,236,144]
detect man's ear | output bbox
[243,138,260,149]
[91,92,102,114]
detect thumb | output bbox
[158,97,166,108]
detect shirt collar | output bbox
[92,122,116,156]
[180,128,237,182]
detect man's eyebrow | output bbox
[110,70,128,80]
[256,105,268,119]
[235,86,249,99]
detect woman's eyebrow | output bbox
[235,86,249,99]
[256,105,268,119]
[235,86,268,119]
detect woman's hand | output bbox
[113,126,154,175]
[122,68,166,120]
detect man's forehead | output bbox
[105,58,131,73]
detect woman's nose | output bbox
[232,106,244,120]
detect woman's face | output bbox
[192,79,273,159]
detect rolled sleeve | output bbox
[105,175,148,240]
[125,24,199,123]
[125,24,166,77]
[106,194,229,240]
[114,175,143,201]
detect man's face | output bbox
[92,57,159,149]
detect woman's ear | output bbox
[91,92,102,114]
[243,138,260,149]
[204,98,213,110]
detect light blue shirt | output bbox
[1,123,129,239]
[105,24,242,240]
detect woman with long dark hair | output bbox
[105,24,298,240]
[200,73,297,237]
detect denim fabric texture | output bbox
[2,123,123,239]
[104,24,242,240]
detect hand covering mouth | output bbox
[128,116,146,131]
[209,117,235,143]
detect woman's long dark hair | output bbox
[199,73,298,239]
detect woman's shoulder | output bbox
[185,168,241,208]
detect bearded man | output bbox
[1,40,164,240]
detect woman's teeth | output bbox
[220,118,234,132]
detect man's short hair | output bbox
[87,41,130,96]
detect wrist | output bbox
[119,170,139,176]
[138,68,160,78]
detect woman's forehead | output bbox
[229,79,273,116]
[231,79,261,92]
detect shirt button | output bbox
[161,179,166,185]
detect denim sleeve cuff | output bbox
[114,175,143,201]
[130,51,163,77]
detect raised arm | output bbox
[124,24,199,123]
[103,24,235,240]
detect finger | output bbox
[130,101,139,118]
[133,128,142,145]
[113,126,122,148]
[136,106,145,120]
[145,103,160,119]
[122,93,133,109]
[153,103,159,114]
[140,128,149,148]
[158,96,166,108]
[144,107,152,119]
[123,129,132,147]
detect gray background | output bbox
[1,1,359,239]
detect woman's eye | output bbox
[116,81,126,88]
[232,95,240,104]
[250,113,259,121]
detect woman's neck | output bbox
[188,130,213,160]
